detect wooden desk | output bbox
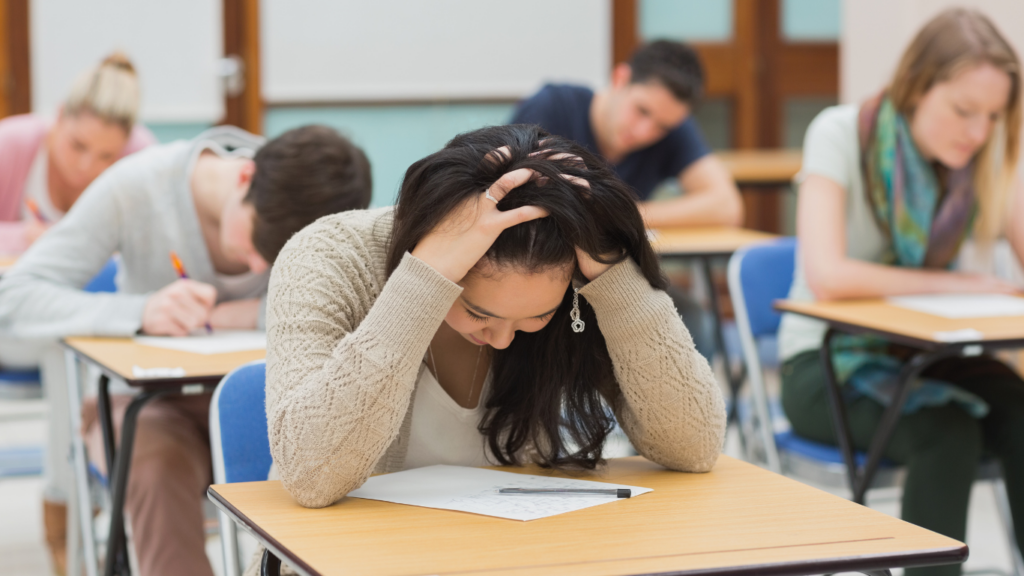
[775,298,1024,504]
[62,337,265,576]
[718,149,802,188]
[210,455,965,576]
[652,227,778,258]
[652,227,779,428]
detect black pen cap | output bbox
[617,489,631,498]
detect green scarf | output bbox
[831,93,986,417]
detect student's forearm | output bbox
[266,252,462,508]
[639,191,743,229]
[580,259,726,473]
[807,257,1011,301]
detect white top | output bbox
[20,145,64,223]
[403,364,493,470]
[777,104,888,361]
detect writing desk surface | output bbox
[209,456,964,576]
[652,227,778,257]
[717,149,802,186]
[63,336,265,386]
[776,299,1024,348]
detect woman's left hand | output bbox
[575,247,614,282]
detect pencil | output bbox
[169,251,213,334]
[25,199,48,223]
[498,488,631,498]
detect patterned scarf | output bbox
[830,93,988,418]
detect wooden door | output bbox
[0,0,31,119]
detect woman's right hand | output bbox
[411,168,548,283]
[943,272,1020,295]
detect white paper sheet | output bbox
[133,330,266,355]
[887,294,1024,319]
[347,464,653,521]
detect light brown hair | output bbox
[889,8,1021,242]
[64,51,141,133]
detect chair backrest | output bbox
[727,237,797,473]
[732,237,798,337]
[210,360,272,484]
[84,257,119,293]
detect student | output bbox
[0,52,155,255]
[510,41,744,359]
[0,124,372,576]
[778,9,1023,576]
[262,125,724,513]
[0,51,154,573]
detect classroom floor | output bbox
[0,373,1016,576]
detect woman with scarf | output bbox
[778,9,1022,576]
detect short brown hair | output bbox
[890,8,1020,243]
[629,40,704,105]
[246,125,372,263]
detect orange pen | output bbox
[25,199,48,223]
[169,251,213,334]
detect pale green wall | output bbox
[264,104,515,207]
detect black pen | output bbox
[498,488,631,498]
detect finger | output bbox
[495,205,549,229]
[169,290,212,325]
[559,174,591,189]
[182,281,218,308]
[483,146,512,166]
[487,168,537,202]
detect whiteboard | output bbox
[261,0,611,103]
[31,0,224,123]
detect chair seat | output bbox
[776,430,895,468]
[0,369,42,399]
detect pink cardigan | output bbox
[0,114,156,253]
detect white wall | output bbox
[31,0,224,123]
[842,0,1024,105]
[261,0,611,103]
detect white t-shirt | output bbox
[777,104,888,361]
[403,363,493,470]
[20,145,65,223]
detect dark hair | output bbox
[629,40,705,105]
[246,125,372,264]
[386,124,668,470]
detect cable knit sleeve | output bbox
[265,215,462,508]
[578,259,726,472]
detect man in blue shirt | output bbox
[511,40,742,228]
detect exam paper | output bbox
[347,464,652,521]
[888,294,1024,319]
[133,330,266,355]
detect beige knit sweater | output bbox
[265,207,726,509]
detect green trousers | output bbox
[781,351,1024,576]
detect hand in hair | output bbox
[410,168,549,283]
[141,279,217,336]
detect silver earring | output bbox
[571,288,585,333]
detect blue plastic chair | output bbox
[727,237,902,485]
[727,238,1023,574]
[210,360,271,576]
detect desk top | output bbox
[209,456,964,576]
[63,336,265,386]
[652,227,778,257]
[717,149,802,187]
[777,299,1024,349]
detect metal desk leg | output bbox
[820,329,964,504]
[261,548,282,576]
[103,389,174,576]
[700,257,744,429]
[64,349,99,576]
[96,375,116,476]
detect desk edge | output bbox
[208,486,320,576]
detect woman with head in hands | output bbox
[263,124,725,514]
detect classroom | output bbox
[1,1,1023,575]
